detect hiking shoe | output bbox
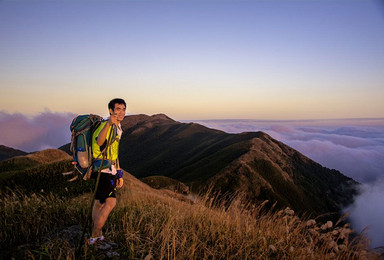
[102,238,118,248]
[96,240,111,251]
[87,236,105,245]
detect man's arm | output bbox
[97,113,118,146]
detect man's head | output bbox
[108,98,126,122]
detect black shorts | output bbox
[91,172,117,204]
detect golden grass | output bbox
[0,174,381,259]
[110,186,379,260]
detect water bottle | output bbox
[77,147,89,168]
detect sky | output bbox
[0,0,384,120]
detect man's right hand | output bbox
[109,112,118,126]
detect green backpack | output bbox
[70,114,103,178]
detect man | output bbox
[88,98,126,245]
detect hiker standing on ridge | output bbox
[88,98,126,245]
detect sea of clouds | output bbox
[0,110,76,152]
[1,111,383,248]
[191,118,384,248]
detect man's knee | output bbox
[105,197,117,210]
[94,199,103,208]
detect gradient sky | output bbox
[1,0,383,120]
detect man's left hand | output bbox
[117,178,124,188]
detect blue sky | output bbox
[1,0,383,120]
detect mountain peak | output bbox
[121,113,176,131]
[26,149,71,164]
[150,113,175,121]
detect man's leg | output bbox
[91,197,117,238]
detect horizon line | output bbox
[2,110,384,123]
[183,117,384,122]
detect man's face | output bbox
[110,103,126,122]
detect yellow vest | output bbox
[92,121,121,161]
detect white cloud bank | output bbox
[0,110,76,152]
[345,180,384,248]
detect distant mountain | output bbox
[118,114,358,216]
[0,145,27,161]
[0,149,71,174]
[59,143,71,155]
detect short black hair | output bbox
[108,98,126,111]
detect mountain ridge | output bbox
[0,148,71,174]
[117,114,358,216]
[206,134,356,214]
[0,145,27,162]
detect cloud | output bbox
[266,126,384,184]
[0,110,76,152]
[344,180,384,248]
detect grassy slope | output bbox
[0,156,40,175]
[0,169,379,259]
[141,175,182,189]
[0,159,94,198]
